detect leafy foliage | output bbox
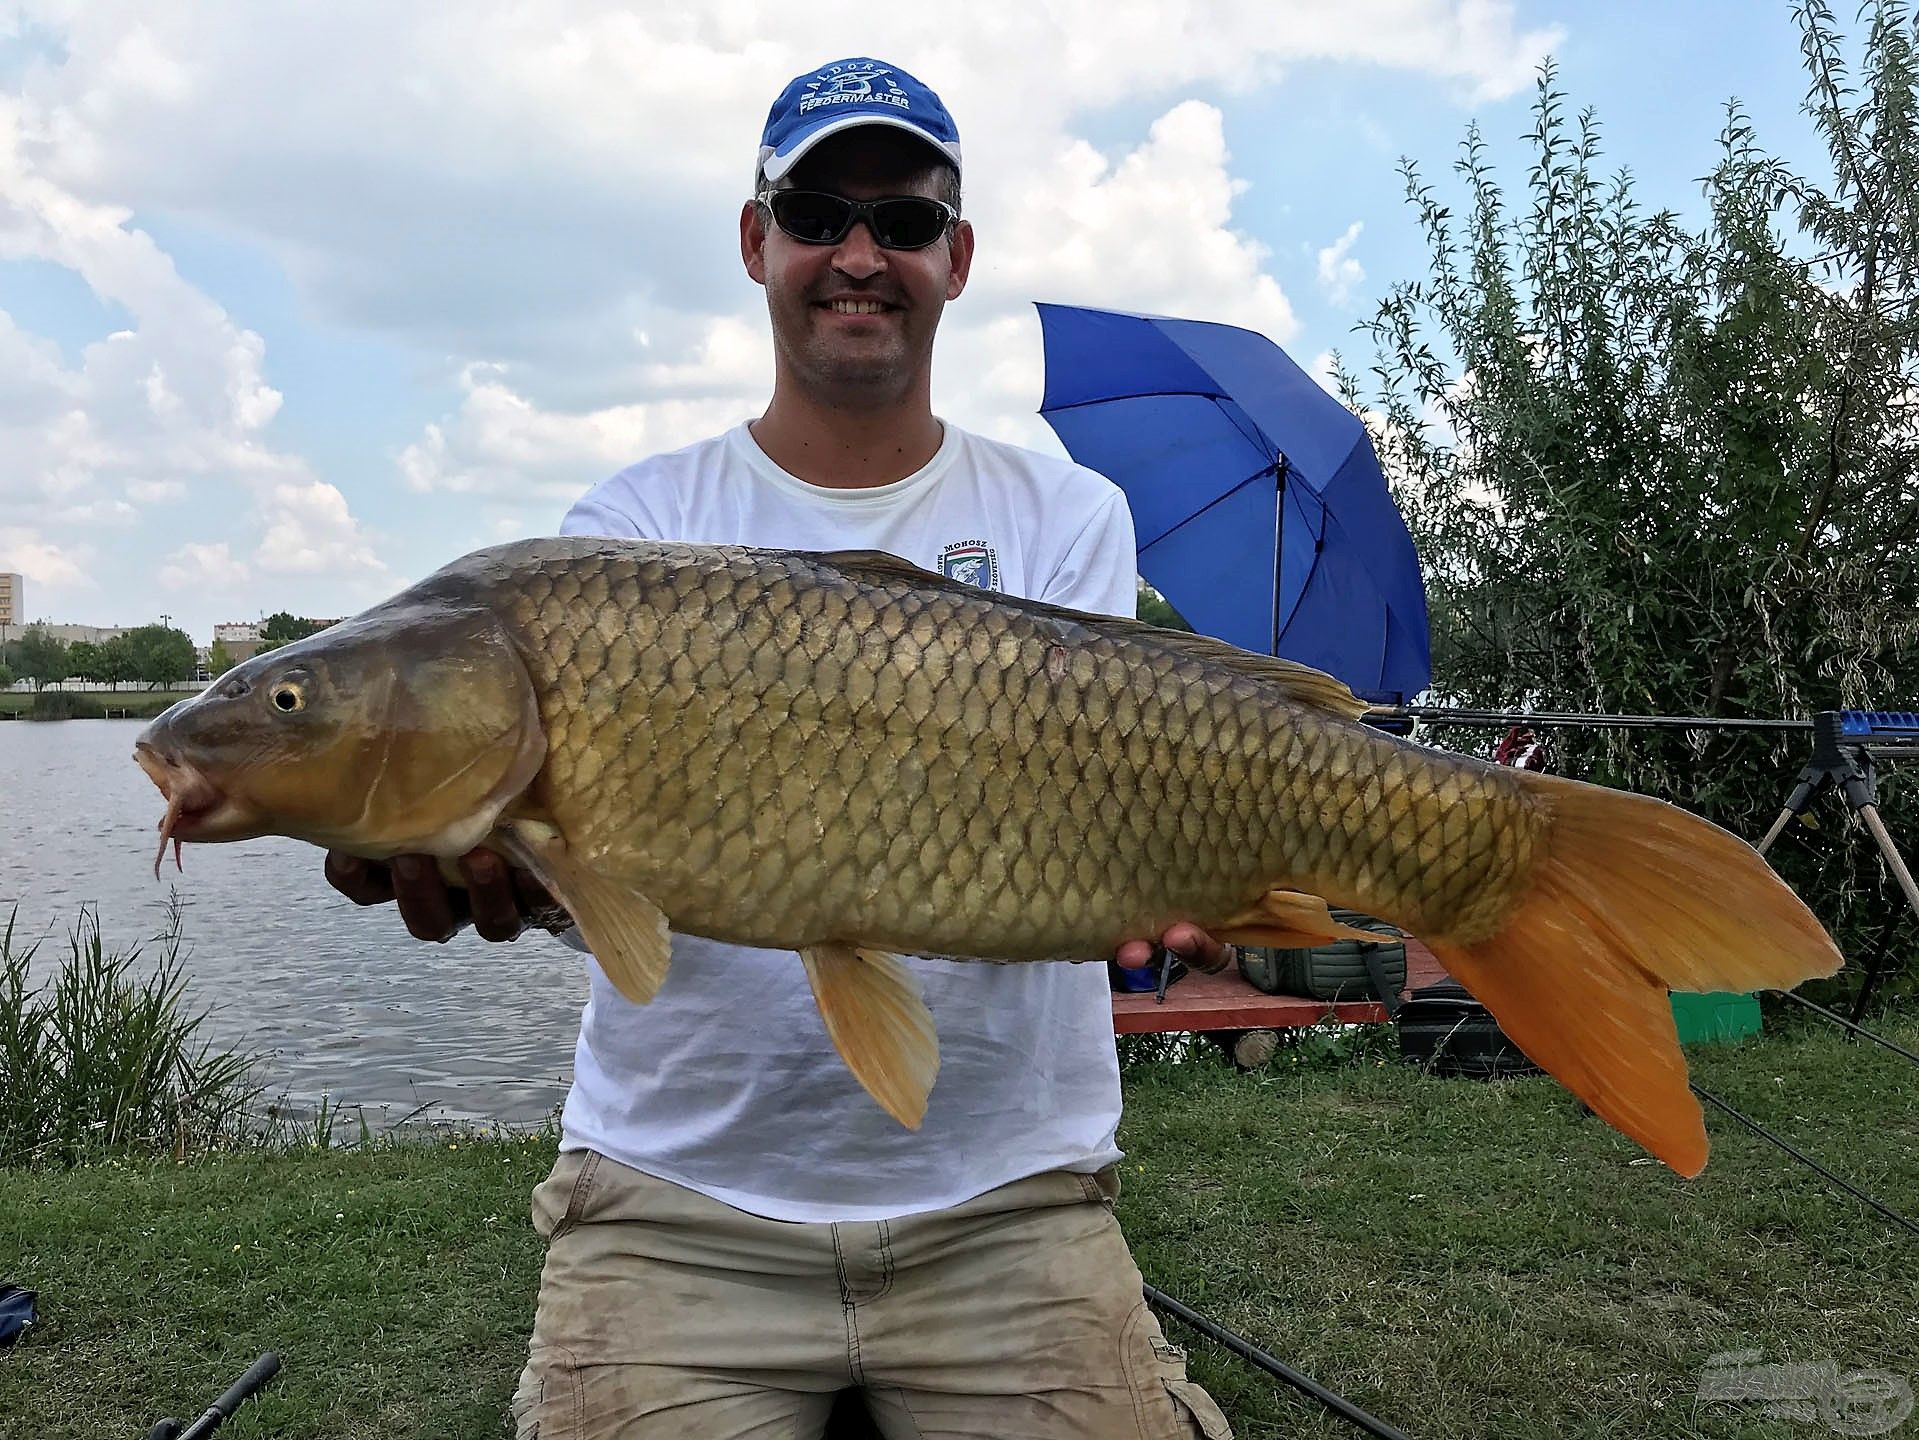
[1343,6,1919,998]
[261,611,324,648]
[121,624,196,688]
[1134,582,1194,632]
[12,625,67,690]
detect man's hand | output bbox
[324,848,571,943]
[1113,923,1235,973]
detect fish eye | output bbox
[270,682,306,713]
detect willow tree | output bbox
[1344,2,1919,985]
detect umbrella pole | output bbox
[1270,456,1288,657]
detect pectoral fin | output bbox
[1214,889,1388,949]
[500,823,671,1005]
[799,944,940,1129]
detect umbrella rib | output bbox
[1046,392,1279,467]
[1040,388,1228,414]
[1139,462,1280,551]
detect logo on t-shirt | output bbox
[937,540,1000,591]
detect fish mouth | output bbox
[134,741,248,876]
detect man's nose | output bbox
[830,218,888,279]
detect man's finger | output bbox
[1159,922,1234,973]
[509,865,573,934]
[460,848,526,943]
[1114,925,1234,972]
[325,851,395,906]
[507,863,559,913]
[391,854,464,943]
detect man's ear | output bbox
[945,218,975,302]
[741,199,769,286]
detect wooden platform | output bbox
[1112,939,1449,1035]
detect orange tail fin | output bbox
[1426,774,1842,1178]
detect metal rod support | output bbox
[1144,1283,1414,1440]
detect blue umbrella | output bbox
[1036,303,1430,703]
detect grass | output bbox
[1,906,262,1167]
[0,690,183,719]
[2,1015,1916,1438]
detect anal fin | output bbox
[500,823,672,1005]
[1215,889,1388,950]
[800,944,940,1129]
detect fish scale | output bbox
[475,539,1537,957]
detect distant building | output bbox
[0,573,20,637]
[36,622,131,645]
[212,621,266,665]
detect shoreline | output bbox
[0,691,192,721]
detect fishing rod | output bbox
[146,1352,281,1440]
[1775,988,1919,1068]
[1389,705,1811,733]
[1691,1086,1919,1240]
[1143,1283,1414,1440]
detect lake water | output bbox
[0,718,588,1124]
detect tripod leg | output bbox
[1757,805,1800,857]
[1846,908,1902,1034]
[1857,805,1919,924]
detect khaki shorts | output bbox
[512,1150,1233,1440]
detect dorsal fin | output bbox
[808,548,1374,723]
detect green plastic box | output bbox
[1670,991,1761,1045]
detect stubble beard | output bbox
[770,283,931,410]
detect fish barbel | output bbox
[133,538,1841,1171]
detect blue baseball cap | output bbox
[759,58,961,185]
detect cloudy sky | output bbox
[1,1,1824,639]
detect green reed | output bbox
[0,902,262,1167]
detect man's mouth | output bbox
[819,298,896,316]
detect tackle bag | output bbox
[1394,977,1541,1080]
[1238,911,1408,1001]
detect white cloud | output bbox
[8,2,1555,407]
[397,359,757,503]
[255,480,384,576]
[2,2,1560,620]
[159,540,247,590]
[398,99,1306,490]
[0,93,386,607]
[0,526,94,593]
[1317,220,1365,307]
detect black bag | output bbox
[1394,977,1540,1079]
[1239,911,1407,1001]
[0,1283,36,1348]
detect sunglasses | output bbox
[758,190,957,251]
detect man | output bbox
[328,57,1234,1439]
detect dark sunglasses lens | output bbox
[871,199,949,249]
[771,192,853,243]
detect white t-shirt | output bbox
[552,418,1138,1222]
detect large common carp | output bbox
[134,538,1840,1172]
